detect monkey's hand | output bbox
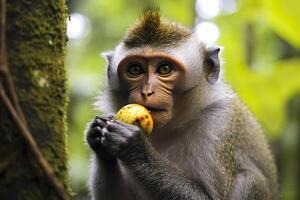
[86,115,116,161]
[100,119,147,162]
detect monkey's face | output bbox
[117,52,186,128]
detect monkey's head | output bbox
[100,10,221,129]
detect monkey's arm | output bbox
[89,156,130,200]
[124,144,211,200]
[228,148,277,200]
[101,119,211,200]
[86,116,130,200]
[229,170,273,200]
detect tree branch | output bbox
[0,0,27,124]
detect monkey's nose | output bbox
[142,84,155,97]
[142,90,154,97]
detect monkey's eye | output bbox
[127,63,144,77]
[156,62,174,76]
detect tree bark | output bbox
[0,0,70,199]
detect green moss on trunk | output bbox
[0,0,70,199]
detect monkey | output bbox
[85,10,278,200]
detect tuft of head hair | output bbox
[123,9,192,48]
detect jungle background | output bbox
[66,0,300,199]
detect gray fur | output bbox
[87,11,278,200]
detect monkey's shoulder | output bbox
[226,98,264,137]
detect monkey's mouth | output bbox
[145,106,166,113]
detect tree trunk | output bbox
[0,0,70,199]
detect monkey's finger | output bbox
[102,131,126,149]
[106,120,135,131]
[86,130,102,149]
[109,120,141,133]
[92,118,108,129]
[106,121,141,138]
[96,115,115,122]
[94,137,102,145]
[101,127,109,137]
[87,126,102,138]
[106,121,125,133]
[105,114,115,120]
[101,127,112,145]
[90,120,98,128]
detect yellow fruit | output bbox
[116,104,153,135]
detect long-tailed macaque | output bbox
[86,10,278,200]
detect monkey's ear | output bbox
[204,47,221,84]
[101,51,114,63]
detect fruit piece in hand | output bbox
[115,104,153,135]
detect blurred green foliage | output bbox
[218,0,300,136]
[66,0,300,199]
